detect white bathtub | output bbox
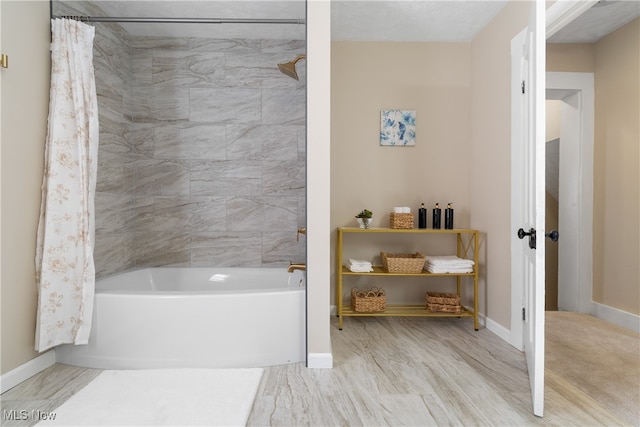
[55,268,306,369]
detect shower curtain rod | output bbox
[53,15,305,25]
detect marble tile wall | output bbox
[55,1,306,276]
[128,37,306,269]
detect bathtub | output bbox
[55,268,306,369]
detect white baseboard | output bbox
[330,305,336,316]
[307,352,333,369]
[594,302,640,334]
[1,351,55,394]
[485,316,520,349]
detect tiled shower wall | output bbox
[128,37,306,272]
[54,2,306,278]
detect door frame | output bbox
[510,0,597,349]
[546,72,595,315]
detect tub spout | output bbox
[287,263,306,273]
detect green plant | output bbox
[355,209,373,219]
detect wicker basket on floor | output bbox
[351,287,386,312]
[425,292,461,313]
[381,251,426,273]
[390,213,414,229]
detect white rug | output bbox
[37,368,263,426]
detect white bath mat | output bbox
[37,368,263,426]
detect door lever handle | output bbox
[517,227,537,249]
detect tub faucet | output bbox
[287,263,306,273]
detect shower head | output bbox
[277,54,306,80]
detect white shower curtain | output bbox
[34,19,99,352]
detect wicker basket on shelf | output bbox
[389,213,414,229]
[380,251,426,273]
[425,292,461,313]
[351,287,386,312]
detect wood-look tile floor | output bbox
[1,316,634,426]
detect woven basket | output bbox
[426,292,460,306]
[390,213,414,229]
[380,251,426,273]
[351,287,386,312]
[426,292,461,313]
[426,302,461,313]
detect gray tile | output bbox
[128,123,154,155]
[98,116,132,155]
[84,27,309,272]
[261,232,305,266]
[134,158,190,196]
[131,86,153,123]
[152,50,204,87]
[153,196,227,232]
[133,230,190,267]
[189,88,261,124]
[190,231,262,267]
[152,87,190,121]
[262,89,305,125]
[297,125,306,161]
[262,160,305,196]
[133,196,155,232]
[261,126,299,160]
[190,160,261,196]
[223,51,293,88]
[130,37,189,50]
[131,49,152,86]
[227,196,297,232]
[94,233,135,279]
[226,125,298,161]
[95,193,135,235]
[153,123,226,160]
[189,38,262,53]
[96,152,135,194]
[185,52,226,87]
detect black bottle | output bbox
[445,203,454,229]
[418,203,427,229]
[432,203,441,229]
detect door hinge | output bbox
[522,307,526,321]
[521,80,525,94]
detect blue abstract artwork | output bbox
[380,110,416,146]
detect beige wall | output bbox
[0,0,50,374]
[592,18,639,314]
[546,43,594,72]
[331,42,472,305]
[469,1,530,330]
[547,18,640,316]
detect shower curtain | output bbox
[34,19,99,352]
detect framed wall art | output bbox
[380,109,416,146]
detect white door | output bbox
[511,0,546,417]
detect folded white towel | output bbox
[425,265,473,274]
[346,264,374,273]
[348,259,372,266]
[424,255,474,266]
[393,207,411,213]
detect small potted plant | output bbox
[355,209,373,229]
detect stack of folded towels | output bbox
[424,255,474,274]
[346,259,373,272]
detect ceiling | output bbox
[548,0,640,43]
[88,0,639,42]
